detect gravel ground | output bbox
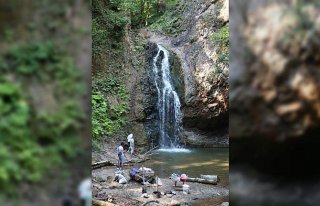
[93,167,229,206]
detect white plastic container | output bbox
[182,184,190,193]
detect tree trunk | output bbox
[140,0,145,26]
[186,177,218,185]
[92,199,118,206]
[92,160,115,169]
[200,175,219,182]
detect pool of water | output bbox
[139,148,229,186]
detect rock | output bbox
[119,178,127,184]
[207,103,218,108]
[96,176,105,182]
[170,200,180,205]
[184,129,228,147]
[106,95,119,108]
[141,194,149,198]
[276,102,302,115]
[230,0,320,139]
[230,0,320,181]
[221,202,229,206]
[115,174,127,184]
[93,183,102,190]
[124,173,131,181]
[143,42,165,146]
[97,189,108,196]
[106,176,113,184]
[126,123,149,150]
[108,182,124,189]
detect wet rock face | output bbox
[172,0,229,131]
[128,122,149,150]
[230,0,320,139]
[143,42,161,146]
[230,1,320,192]
[183,128,229,147]
[142,42,186,147]
[169,52,185,102]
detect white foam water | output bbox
[156,148,192,153]
[152,44,184,149]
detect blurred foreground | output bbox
[230,0,320,205]
[0,1,91,205]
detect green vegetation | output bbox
[0,42,83,192]
[92,0,175,60]
[212,24,229,76]
[148,0,183,35]
[92,0,127,58]
[92,77,129,139]
[92,0,176,140]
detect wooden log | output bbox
[200,175,219,182]
[92,160,115,169]
[185,177,218,185]
[92,199,118,206]
[92,158,150,169]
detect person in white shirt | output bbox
[127,134,134,154]
[117,142,125,169]
[78,178,91,206]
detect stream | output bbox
[139,148,229,187]
[92,147,229,206]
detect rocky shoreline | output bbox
[92,143,229,206]
[92,166,229,206]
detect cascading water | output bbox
[152,44,183,149]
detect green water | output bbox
[140,148,229,186]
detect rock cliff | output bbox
[230,0,320,140]
[171,0,229,132]
[145,0,229,146]
[103,0,230,150]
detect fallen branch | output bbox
[92,160,115,169]
[92,158,150,169]
[143,146,159,156]
[92,199,118,206]
[140,200,160,206]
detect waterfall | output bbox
[152,44,183,148]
